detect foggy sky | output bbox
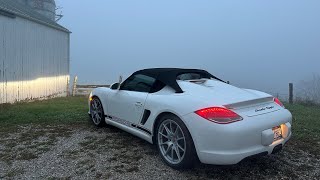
[56,0,320,95]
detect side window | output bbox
[150,80,166,93]
[120,74,156,93]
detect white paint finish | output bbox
[183,110,292,165]
[89,76,293,165]
[105,117,153,144]
[0,15,70,104]
[107,90,148,125]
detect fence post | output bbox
[289,83,293,104]
[72,76,78,96]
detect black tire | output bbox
[89,97,106,127]
[155,114,197,169]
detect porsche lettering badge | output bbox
[255,106,274,112]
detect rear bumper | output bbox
[182,109,292,165]
[198,132,291,165]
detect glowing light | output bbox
[195,107,243,124]
[281,124,289,138]
[0,75,69,104]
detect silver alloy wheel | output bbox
[158,119,186,165]
[91,98,103,125]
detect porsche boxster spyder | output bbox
[88,68,292,169]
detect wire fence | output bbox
[70,76,320,105]
[267,90,320,105]
[265,92,289,102]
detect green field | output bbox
[285,103,320,141]
[0,97,319,179]
[0,97,319,152]
[0,97,88,126]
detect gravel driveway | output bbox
[0,123,319,179]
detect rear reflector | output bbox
[195,107,243,124]
[274,98,284,108]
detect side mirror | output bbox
[110,75,123,90]
[118,75,123,89]
[110,83,120,90]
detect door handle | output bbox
[135,102,143,107]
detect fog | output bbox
[56,0,320,95]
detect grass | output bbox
[0,97,319,179]
[0,96,88,126]
[285,103,320,141]
[0,96,319,152]
[284,103,320,155]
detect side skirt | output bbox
[105,116,153,144]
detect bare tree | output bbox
[296,74,320,105]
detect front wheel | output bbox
[90,97,106,127]
[156,114,197,169]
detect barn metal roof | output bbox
[0,0,70,33]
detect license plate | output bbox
[273,126,282,141]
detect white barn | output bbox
[0,0,70,104]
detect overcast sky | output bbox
[56,0,320,95]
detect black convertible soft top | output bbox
[132,68,225,93]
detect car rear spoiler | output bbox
[224,97,274,110]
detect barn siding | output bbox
[0,14,70,104]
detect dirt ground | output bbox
[0,123,319,180]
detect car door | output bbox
[107,74,156,125]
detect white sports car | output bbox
[88,68,292,169]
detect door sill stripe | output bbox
[106,115,151,135]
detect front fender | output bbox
[89,87,112,115]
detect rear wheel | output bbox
[90,97,106,127]
[156,114,197,169]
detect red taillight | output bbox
[195,107,243,124]
[274,98,284,108]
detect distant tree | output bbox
[296,74,320,105]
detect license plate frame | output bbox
[273,126,282,141]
